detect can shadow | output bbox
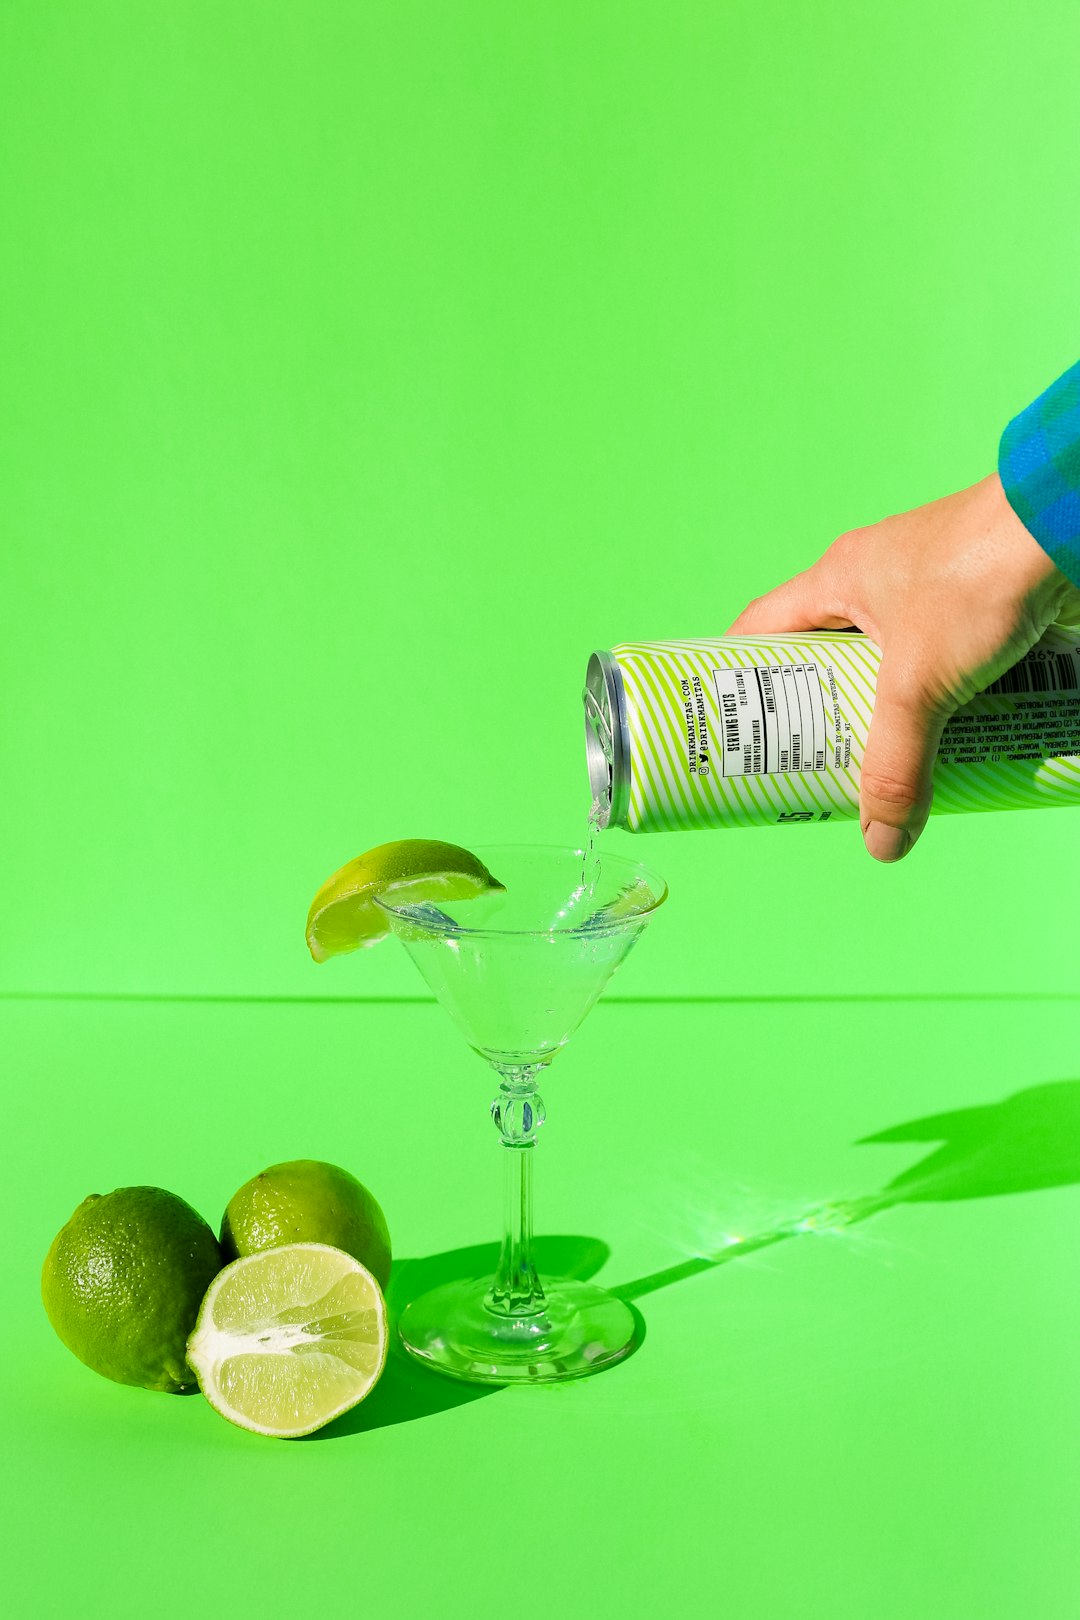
[612,1076,1080,1300]
[319,1078,1080,1438]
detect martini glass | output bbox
[374,843,667,1384]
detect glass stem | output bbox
[488,1062,547,1316]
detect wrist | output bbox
[986,471,1079,623]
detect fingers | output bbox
[731,538,956,863]
[727,560,855,637]
[859,662,952,862]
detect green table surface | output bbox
[6,990,1078,1618]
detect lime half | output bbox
[186,1243,388,1438]
[305,839,504,961]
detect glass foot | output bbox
[398,1276,638,1385]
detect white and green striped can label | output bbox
[586,630,1080,832]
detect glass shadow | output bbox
[319,1078,1080,1434]
[316,1234,612,1439]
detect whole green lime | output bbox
[41,1187,223,1392]
[220,1160,391,1289]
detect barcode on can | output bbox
[984,652,1080,696]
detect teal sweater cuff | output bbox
[999,360,1080,587]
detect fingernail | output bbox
[864,822,911,863]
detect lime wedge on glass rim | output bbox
[305,839,505,962]
[186,1243,388,1438]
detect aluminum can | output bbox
[584,630,1080,832]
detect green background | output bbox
[4,3,1080,1615]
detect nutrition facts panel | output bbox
[713,662,830,778]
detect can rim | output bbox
[584,651,630,829]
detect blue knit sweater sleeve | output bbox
[999,360,1080,586]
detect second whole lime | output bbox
[220,1160,391,1288]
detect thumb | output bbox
[859,662,953,863]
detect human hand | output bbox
[727,473,1080,861]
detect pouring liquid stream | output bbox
[578,795,604,901]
